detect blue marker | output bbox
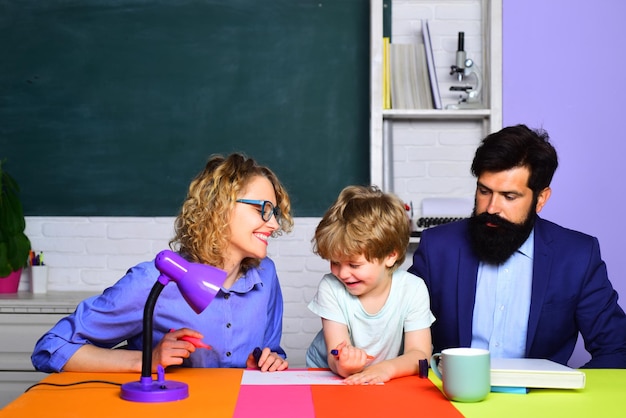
[253,347,262,363]
[418,359,428,378]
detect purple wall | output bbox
[503,0,626,366]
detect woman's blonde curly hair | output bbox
[169,153,293,272]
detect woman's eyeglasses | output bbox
[236,199,281,222]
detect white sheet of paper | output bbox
[241,369,345,385]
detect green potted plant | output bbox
[0,159,31,292]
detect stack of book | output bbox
[490,358,586,393]
[383,19,441,110]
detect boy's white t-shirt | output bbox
[306,270,435,368]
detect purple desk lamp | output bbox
[120,250,226,402]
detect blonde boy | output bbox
[306,185,434,384]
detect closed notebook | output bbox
[490,358,586,389]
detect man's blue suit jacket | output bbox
[408,217,626,368]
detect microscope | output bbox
[446,32,483,109]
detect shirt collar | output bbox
[517,229,535,259]
[225,266,263,294]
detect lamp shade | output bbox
[155,250,226,313]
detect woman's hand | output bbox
[246,347,288,372]
[152,328,203,371]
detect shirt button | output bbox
[226,352,232,357]
[226,323,232,328]
[224,294,230,300]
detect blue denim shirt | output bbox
[31,256,286,372]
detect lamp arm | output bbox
[141,280,166,378]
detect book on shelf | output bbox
[389,42,431,110]
[389,43,413,109]
[415,37,433,109]
[383,37,391,109]
[490,358,586,390]
[421,19,442,109]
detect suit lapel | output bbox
[458,244,480,346]
[526,218,553,355]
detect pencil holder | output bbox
[30,265,49,294]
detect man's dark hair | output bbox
[471,124,559,194]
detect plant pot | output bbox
[0,268,22,293]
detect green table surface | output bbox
[430,368,626,417]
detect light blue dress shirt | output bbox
[31,256,286,373]
[471,231,534,358]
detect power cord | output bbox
[24,380,123,393]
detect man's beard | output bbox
[468,206,536,265]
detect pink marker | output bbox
[180,335,212,349]
[169,329,212,349]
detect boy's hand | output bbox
[330,341,373,376]
[342,362,393,385]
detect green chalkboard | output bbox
[0,0,369,216]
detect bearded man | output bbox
[408,124,626,368]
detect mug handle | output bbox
[430,353,443,380]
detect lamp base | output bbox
[120,375,189,402]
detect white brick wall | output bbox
[391,119,482,217]
[387,0,486,217]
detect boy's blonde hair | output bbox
[313,185,409,270]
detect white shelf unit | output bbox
[370,0,502,213]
